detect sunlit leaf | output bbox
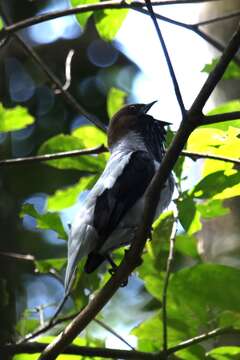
[190,170,240,199]
[202,58,240,80]
[107,87,126,119]
[38,134,105,172]
[0,103,34,132]
[207,346,240,360]
[20,203,67,240]
[71,0,99,27]
[197,199,229,219]
[94,9,128,41]
[72,125,107,148]
[47,176,97,211]
[187,128,226,153]
[0,17,3,30]
[35,258,66,273]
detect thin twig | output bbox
[0,145,107,167]
[195,10,240,27]
[162,213,178,353]
[94,319,135,350]
[0,251,35,262]
[144,0,186,117]
[168,327,240,354]
[182,150,240,165]
[55,49,75,94]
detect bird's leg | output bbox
[107,254,118,275]
[106,254,128,287]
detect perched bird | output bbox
[65,101,174,293]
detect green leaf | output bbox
[72,125,107,148]
[20,203,67,240]
[202,58,240,80]
[0,17,3,30]
[207,346,240,360]
[206,100,240,130]
[175,233,198,258]
[190,170,240,199]
[47,176,97,211]
[107,87,127,118]
[0,103,34,132]
[16,318,39,337]
[38,134,105,172]
[197,199,229,219]
[152,211,175,254]
[71,0,100,27]
[177,196,202,235]
[94,9,128,41]
[35,258,66,273]
[169,264,240,323]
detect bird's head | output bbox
[108,101,170,161]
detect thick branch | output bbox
[202,111,240,124]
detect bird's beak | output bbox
[140,100,158,114]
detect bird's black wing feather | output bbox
[84,150,155,272]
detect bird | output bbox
[64,101,174,293]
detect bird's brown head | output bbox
[108,101,158,148]
[107,101,170,161]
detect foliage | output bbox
[0,103,34,132]
[1,2,240,359]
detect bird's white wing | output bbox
[64,151,133,292]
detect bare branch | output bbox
[55,49,75,94]
[0,251,35,262]
[168,327,240,354]
[201,111,240,124]
[195,10,240,27]
[182,150,240,165]
[0,342,157,360]
[162,213,178,353]
[0,145,107,167]
[144,0,186,117]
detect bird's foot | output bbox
[107,254,128,287]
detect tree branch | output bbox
[168,327,240,354]
[162,214,178,353]
[144,0,186,117]
[201,111,240,124]
[182,150,240,165]
[0,145,107,167]
[0,342,157,360]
